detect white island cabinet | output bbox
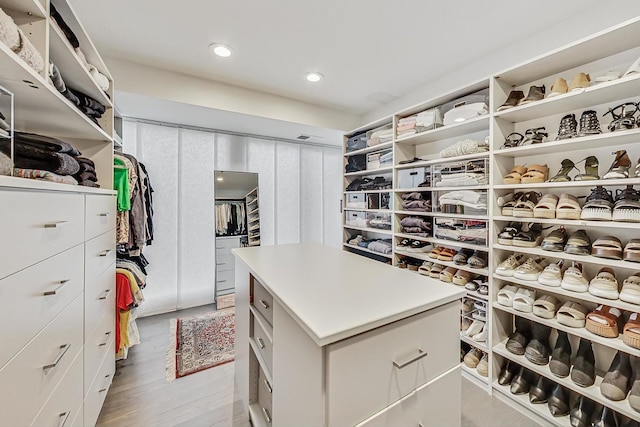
[232,243,465,426]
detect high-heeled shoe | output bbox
[556,114,578,140]
[497,90,525,111]
[522,127,548,144]
[578,110,602,136]
[604,150,632,179]
[603,102,638,132]
[549,159,578,182]
[574,156,600,181]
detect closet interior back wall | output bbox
[122,119,342,316]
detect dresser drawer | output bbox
[251,315,273,374]
[258,365,273,405]
[257,372,273,426]
[0,244,84,369]
[84,305,116,394]
[83,353,115,427]
[217,270,235,293]
[355,389,415,427]
[216,253,235,272]
[0,190,84,280]
[85,229,116,280]
[85,194,117,240]
[215,237,240,251]
[251,277,273,327]
[29,351,83,427]
[327,301,459,426]
[416,366,461,427]
[0,293,83,427]
[85,263,115,338]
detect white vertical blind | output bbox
[275,142,300,244]
[247,138,276,246]
[300,146,323,243]
[323,147,343,248]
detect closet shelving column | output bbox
[390,83,493,391]
[342,118,394,263]
[490,17,640,425]
[246,187,260,246]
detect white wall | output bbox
[122,120,342,316]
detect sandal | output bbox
[557,301,589,328]
[580,186,613,221]
[555,113,578,140]
[453,248,473,265]
[512,288,537,313]
[502,132,525,149]
[418,261,433,276]
[586,305,622,338]
[453,270,476,286]
[556,194,582,220]
[603,102,638,132]
[588,267,620,300]
[623,313,640,349]
[521,127,548,145]
[512,223,543,248]
[574,155,599,181]
[429,264,443,278]
[603,150,632,179]
[513,191,541,218]
[439,266,457,283]
[564,229,591,255]
[503,165,528,184]
[624,239,640,263]
[577,110,602,136]
[612,185,640,222]
[591,236,623,260]
[428,246,445,259]
[635,158,640,178]
[548,159,578,182]
[497,222,522,245]
[541,226,567,252]
[533,194,558,219]
[437,247,457,261]
[501,192,524,216]
[465,279,480,291]
[533,295,559,319]
[467,251,487,268]
[620,273,640,304]
[521,164,549,184]
[560,262,589,293]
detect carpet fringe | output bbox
[166,318,177,383]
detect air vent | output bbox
[297,135,311,140]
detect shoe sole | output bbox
[571,370,595,388]
[600,383,628,401]
[533,210,556,219]
[496,269,516,277]
[556,211,581,220]
[512,210,534,218]
[580,209,612,221]
[498,238,513,245]
[514,272,541,281]
[588,287,619,300]
[541,243,564,251]
[524,351,549,366]
[505,342,526,355]
[612,209,640,222]
[620,292,640,305]
[538,276,561,287]
[549,361,570,378]
[623,332,640,349]
[586,320,619,338]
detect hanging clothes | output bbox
[215,200,247,236]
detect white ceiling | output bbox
[71,0,602,116]
[214,171,258,195]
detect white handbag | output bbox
[443,102,488,125]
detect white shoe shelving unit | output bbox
[343,16,640,425]
[246,187,260,246]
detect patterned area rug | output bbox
[216,293,235,309]
[166,308,235,381]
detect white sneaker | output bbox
[496,253,524,277]
[512,288,536,313]
[560,262,589,292]
[588,267,619,300]
[465,320,484,337]
[538,260,564,287]
[472,325,487,342]
[620,274,640,305]
[513,257,547,281]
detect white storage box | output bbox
[346,211,367,227]
[397,167,427,189]
[346,193,366,209]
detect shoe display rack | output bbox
[246,187,260,246]
[343,16,640,425]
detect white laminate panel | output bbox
[355,391,416,427]
[216,270,235,293]
[83,349,115,427]
[251,315,273,374]
[327,302,459,426]
[29,352,83,427]
[416,367,462,427]
[84,263,115,339]
[0,294,84,427]
[251,277,273,327]
[85,194,117,240]
[215,237,241,251]
[257,370,273,425]
[84,229,116,280]
[216,254,236,272]
[0,244,84,369]
[0,190,84,280]
[83,307,115,395]
[232,243,465,346]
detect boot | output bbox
[592,405,619,427]
[497,90,525,111]
[621,416,640,427]
[547,383,570,417]
[571,338,596,387]
[550,331,572,378]
[529,375,550,404]
[498,360,517,386]
[525,322,551,365]
[556,113,578,140]
[601,351,632,401]
[569,395,594,427]
[578,110,602,136]
[510,365,531,395]
[629,355,640,412]
[506,316,531,356]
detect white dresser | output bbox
[233,243,465,426]
[215,236,242,296]
[0,186,117,427]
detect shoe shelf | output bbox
[394,232,430,243]
[343,225,393,236]
[460,334,489,353]
[395,115,490,146]
[344,189,391,195]
[492,303,640,358]
[344,208,391,214]
[429,237,488,252]
[466,289,489,302]
[344,166,393,177]
[395,152,490,170]
[461,362,490,388]
[395,249,489,276]
[493,244,640,272]
[393,210,432,217]
[494,341,640,421]
[342,243,393,259]
[494,177,640,191]
[394,210,489,220]
[396,185,489,192]
[493,274,640,314]
[492,380,568,427]
[493,216,640,231]
[343,141,393,157]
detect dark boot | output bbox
[529,375,550,404]
[601,351,632,401]
[550,331,572,378]
[629,355,640,412]
[592,405,619,427]
[506,316,531,356]
[510,365,530,395]
[525,322,551,365]
[569,395,594,427]
[621,416,640,427]
[571,338,596,387]
[498,360,517,386]
[547,383,570,417]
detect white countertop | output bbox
[232,243,465,346]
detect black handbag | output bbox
[345,154,366,173]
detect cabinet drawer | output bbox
[216,254,235,272]
[29,352,83,427]
[257,373,273,426]
[85,194,116,240]
[85,263,115,338]
[0,294,83,427]
[258,365,273,406]
[355,389,415,427]
[216,270,235,292]
[0,244,84,369]
[85,229,116,280]
[252,278,273,327]
[416,366,461,427]
[0,190,84,280]
[252,315,273,374]
[84,307,116,394]
[327,301,459,426]
[83,351,115,427]
[215,238,240,251]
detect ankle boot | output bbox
[506,316,531,356]
[569,395,594,427]
[571,338,596,387]
[550,331,572,378]
[529,375,550,404]
[578,110,602,136]
[497,90,525,111]
[525,322,551,365]
[601,351,632,401]
[498,360,517,386]
[629,355,640,412]
[510,365,531,395]
[592,405,619,427]
[547,383,570,417]
[556,113,578,140]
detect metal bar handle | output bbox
[43,344,71,370]
[98,374,111,392]
[259,300,269,309]
[262,407,271,424]
[44,279,70,296]
[57,412,70,427]
[263,378,272,394]
[99,249,112,257]
[393,348,428,369]
[99,331,112,346]
[44,221,69,229]
[98,289,112,300]
[257,337,265,349]
[99,212,110,217]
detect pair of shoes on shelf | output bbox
[497,85,546,111]
[555,109,602,140]
[604,101,640,132]
[501,127,548,148]
[396,239,432,253]
[464,279,488,295]
[463,317,487,342]
[452,248,487,269]
[498,222,545,247]
[462,347,488,376]
[503,166,548,184]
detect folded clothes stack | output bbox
[368,127,393,146]
[439,190,487,211]
[400,216,431,237]
[396,115,417,138]
[415,108,443,132]
[348,235,393,255]
[435,219,487,245]
[401,192,431,212]
[0,8,44,72]
[74,156,100,187]
[49,63,106,126]
[436,172,487,187]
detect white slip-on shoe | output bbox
[497,285,518,307]
[496,253,524,277]
[588,267,619,300]
[538,260,564,287]
[560,262,589,292]
[472,324,487,342]
[557,301,589,328]
[620,273,640,305]
[533,295,559,319]
[476,353,489,377]
[512,288,537,313]
[513,257,547,281]
[465,320,485,337]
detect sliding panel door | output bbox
[300,145,323,243]
[323,147,342,248]
[247,137,275,246]
[275,142,300,244]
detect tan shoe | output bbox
[547,77,568,98]
[477,353,489,377]
[568,72,590,92]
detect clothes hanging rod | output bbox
[215,199,246,203]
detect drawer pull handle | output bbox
[393,348,428,369]
[44,221,69,229]
[216,262,226,266]
[43,344,71,370]
[262,407,271,424]
[99,289,112,300]
[44,279,70,296]
[57,411,70,427]
[259,300,269,310]
[257,337,265,349]
[99,249,112,257]
[263,378,272,394]
[99,212,110,217]
[98,374,111,392]
[99,331,112,346]
[215,247,224,249]
[217,280,227,283]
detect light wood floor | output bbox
[97,305,537,427]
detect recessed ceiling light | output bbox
[216,177,224,182]
[306,72,324,83]
[209,43,233,58]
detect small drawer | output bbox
[355,390,415,427]
[258,365,273,405]
[85,229,116,280]
[85,264,115,338]
[84,317,115,396]
[29,351,83,427]
[0,190,84,280]
[216,270,235,293]
[346,193,365,209]
[252,278,273,327]
[252,315,273,374]
[345,211,366,227]
[85,194,117,240]
[0,244,84,369]
[83,351,115,427]
[216,253,235,272]
[327,302,459,426]
[257,372,273,426]
[215,237,241,251]
[397,167,427,189]
[0,294,84,427]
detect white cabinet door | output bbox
[416,367,461,427]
